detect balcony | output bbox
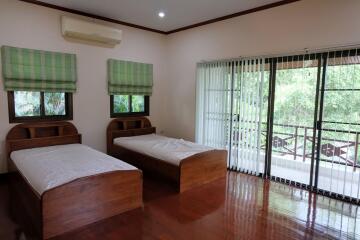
[229,122,360,199]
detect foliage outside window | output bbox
[111,95,149,117]
[8,91,72,123]
[269,56,360,165]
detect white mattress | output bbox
[11,144,137,195]
[113,134,214,166]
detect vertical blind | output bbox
[196,58,268,175]
[268,54,319,186]
[196,48,360,202]
[196,62,232,150]
[317,50,360,200]
[230,58,267,175]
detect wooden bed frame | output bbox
[107,117,227,192]
[6,121,143,239]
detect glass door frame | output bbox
[264,54,321,188]
[262,49,360,202]
[314,49,360,202]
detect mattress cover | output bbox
[113,134,214,166]
[10,144,137,195]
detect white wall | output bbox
[1,0,360,173]
[0,0,168,173]
[164,0,360,141]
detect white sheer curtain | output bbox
[196,58,268,175]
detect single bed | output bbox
[107,117,227,192]
[6,122,143,239]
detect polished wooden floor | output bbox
[1,171,360,240]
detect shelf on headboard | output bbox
[6,121,82,160]
[7,121,79,140]
[110,117,151,131]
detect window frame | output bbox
[110,95,149,118]
[7,91,73,123]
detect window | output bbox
[8,91,73,123]
[110,95,149,117]
[196,48,360,201]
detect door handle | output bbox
[316,121,322,130]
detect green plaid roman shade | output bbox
[1,46,77,92]
[108,59,153,96]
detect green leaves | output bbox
[14,91,41,117]
[113,95,145,113]
[114,95,129,113]
[44,92,65,116]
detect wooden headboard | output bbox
[6,121,82,160]
[106,117,156,153]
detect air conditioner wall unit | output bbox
[61,16,122,46]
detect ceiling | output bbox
[37,0,283,32]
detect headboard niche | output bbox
[107,117,156,153]
[6,121,81,160]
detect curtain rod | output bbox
[199,42,360,64]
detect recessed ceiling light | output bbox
[158,12,165,18]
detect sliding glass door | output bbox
[195,48,360,202]
[316,50,360,200]
[229,59,269,175]
[268,55,319,185]
[196,62,232,150]
[196,58,268,176]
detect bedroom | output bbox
[1,0,360,239]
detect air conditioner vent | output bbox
[61,16,122,46]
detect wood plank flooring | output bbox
[1,171,359,240]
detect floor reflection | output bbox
[226,172,360,239]
[42,172,360,239]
